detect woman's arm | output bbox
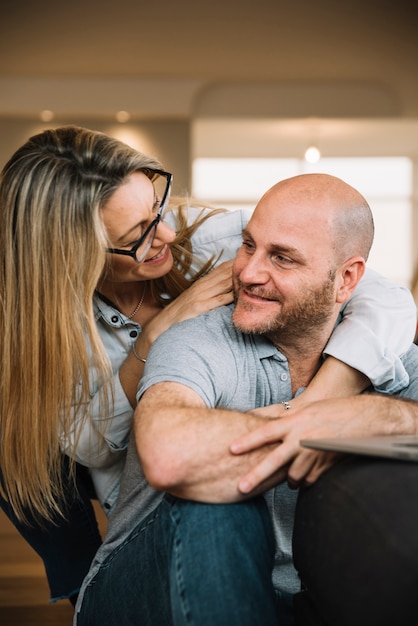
[119,260,234,406]
[264,356,370,416]
[323,268,416,392]
[63,261,234,469]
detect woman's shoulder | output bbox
[166,205,253,239]
[167,205,253,267]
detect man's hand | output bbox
[230,402,339,493]
[230,394,415,494]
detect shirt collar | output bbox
[93,292,139,328]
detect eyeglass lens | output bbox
[134,173,171,262]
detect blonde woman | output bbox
[0,126,415,605]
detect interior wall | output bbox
[192,118,418,303]
[0,119,191,197]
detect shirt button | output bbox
[111,315,119,323]
[129,330,138,338]
[104,502,111,510]
[280,373,288,381]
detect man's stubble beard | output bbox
[232,271,337,342]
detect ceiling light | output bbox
[40,110,54,122]
[116,110,131,123]
[304,145,321,164]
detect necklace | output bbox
[125,283,147,319]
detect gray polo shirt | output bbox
[76,304,418,619]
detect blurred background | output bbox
[1,0,417,298]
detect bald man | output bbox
[75,174,418,626]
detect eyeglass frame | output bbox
[106,169,173,263]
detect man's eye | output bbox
[274,254,293,265]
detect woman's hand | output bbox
[121,261,234,408]
[142,260,234,349]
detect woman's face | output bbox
[100,171,176,283]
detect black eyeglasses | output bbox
[106,170,173,263]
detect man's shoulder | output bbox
[154,304,276,364]
[150,304,254,364]
[166,304,235,338]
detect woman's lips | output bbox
[143,244,170,264]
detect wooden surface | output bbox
[0,503,107,626]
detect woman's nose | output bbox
[154,220,176,244]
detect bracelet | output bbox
[281,401,292,410]
[131,343,147,364]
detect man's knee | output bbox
[169,496,272,539]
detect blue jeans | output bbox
[77,495,287,625]
[0,456,102,603]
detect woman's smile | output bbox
[143,244,171,265]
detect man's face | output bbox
[232,186,339,341]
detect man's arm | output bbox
[231,394,418,493]
[134,381,285,502]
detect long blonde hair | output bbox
[0,125,222,523]
[150,196,225,304]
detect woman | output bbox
[0,125,415,605]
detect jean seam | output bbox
[99,506,161,571]
[171,503,193,625]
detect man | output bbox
[75,174,418,626]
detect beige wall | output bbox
[0,119,191,196]
[0,1,417,296]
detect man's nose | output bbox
[237,252,270,284]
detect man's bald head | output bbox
[258,173,374,263]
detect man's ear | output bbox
[336,256,366,303]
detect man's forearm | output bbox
[135,384,280,502]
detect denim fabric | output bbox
[76,495,286,626]
[0,457,102,602]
